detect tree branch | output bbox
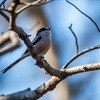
[62,45,100,69]
[16,0,53,15]
[0,10,9,21]
[0,0,62,77]
[69,24,79,53]
[66,0,100,32]
[0,0,10,22]
[1,62,100,99]
[62,62,100,76]
[0,0,7,8]
[0,31,20,56]
[1,0,100,99]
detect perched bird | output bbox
[2,27,51,74]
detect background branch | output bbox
[0,0,10,22]
[62,45,100,69]
[0,0,7,8]
[69,24,79,53]
[16,0,53,15]
[66,0,100,32]
[0,31,21,56]
[0,10,9,21]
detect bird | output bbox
[2,27,51,74]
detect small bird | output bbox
[2,27,51,74]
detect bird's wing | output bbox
[32,35,42,45]
[23,35,42,54]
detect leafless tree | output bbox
[0,0,100,100]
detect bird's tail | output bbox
[1,53,30,74]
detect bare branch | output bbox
[66,0,100,32]
[16,0,53,15]
[1,62,100,99]
[62,45,100,69]
[69,24,79,53]
[16,0,42,14]
[7,0,18,29]
[34,62,100,99]
[0,0,10,22]
[37,0,54,5]
[0,0,7,8]
[20,0,53,5]
[0,8,10,12]
[1,0,100,99]
[0,31,21,56]
[62,62,100,76]
[0,77,61,100]
[0,10,9,21]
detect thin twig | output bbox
[0,8,10,12]
[16,0,44,14]
[0,10,9,21]
[16,0,54,15]
[21,0,53,5]
[62,45,100,69]
[69,24,79,53]
[66,0,100,32]
[0,0,7,8]
[38,0,54,5]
